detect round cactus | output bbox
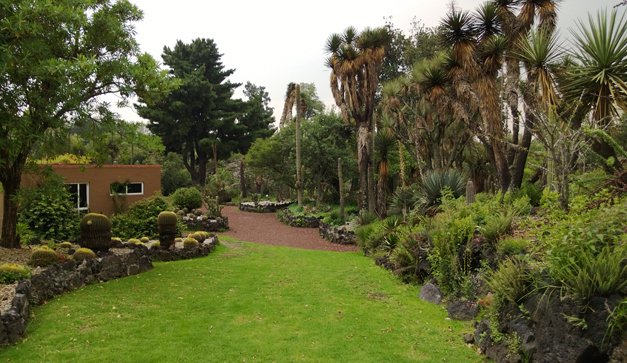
[80,213,112,251]
[29,246,59,267]
[58,241,73,249]
[72,248,97,262]
[140,237,150,243]
[0,263,31,284]
[183,237,199,248]
[158,211,178,250]
[127,238,142,245]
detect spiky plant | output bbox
[80,213,112,251]
[420,169,466,209]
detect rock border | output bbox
[239,201,292,213]
[276,209,321,228]
[318,221,356,245]
[0,236,219,346]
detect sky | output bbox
[118,0,623,125]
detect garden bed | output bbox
[276,209,321,228]
[318,221,357,245]
[179,213,229,232]
[239,200,292,213]
[0,236,219,346]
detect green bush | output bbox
[72,248,97,262]
[161,152,192,196]
[544,198,627,302]
[29,246,60,267]
[389,226,432,283]
[18,171,79,242]
[171,187,202,210]
[497,237,529,258]
[0,263,31,284]
[111,196,173,240]
[481,212,513,244]
[486,257,534,306]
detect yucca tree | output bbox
[563,9,627,171]
[326,26,390,211]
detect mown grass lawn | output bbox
[0,238,480,362]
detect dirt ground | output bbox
[220,206,358,252]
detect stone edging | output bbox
[318,221,356,245]
[239,201,292,213]
[276,209,321,228]
[0,237,219,346]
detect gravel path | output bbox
[220,206,358,252]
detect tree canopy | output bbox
[0,0,164,248]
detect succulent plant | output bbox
[29,246,60,267]
[72,247,97,262]
[140,236,150,243]
[58,241,73,249]
[80,213,112,251]
[183,237,199,248]
[0,263,32,284]
[157,211,178,250]
[127,238,142,245]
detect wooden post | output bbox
[466,180,475,204]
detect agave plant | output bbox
[419,169,466,210]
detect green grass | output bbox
[0,237,480,362]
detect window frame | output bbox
[110,181,144,196]
[66,182,89,213]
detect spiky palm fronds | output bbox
[474,2,502,42]
[516,28,562,108]
[419,169,466,208]
[441,8,477,68]
[563,9,627,123]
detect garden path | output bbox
[220,205,358,252]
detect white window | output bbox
[110,182,144,196]
[66,183,89,213]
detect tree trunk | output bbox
[240,160,247,198]
[338,158,345,222]
[398,140,406,187]
[295,84,303,207]
[510,117,534,189]
[357,123,370,211]
[1,165,25,248]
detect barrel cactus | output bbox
[183,237,199,248]
[29,246,59,267]
[158,211,178,250]
[72,248,97,262]
[80,213,112,251]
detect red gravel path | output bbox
[220,206,358,252]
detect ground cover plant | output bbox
[0,239,479,362]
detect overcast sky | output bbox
[120,0,622,125]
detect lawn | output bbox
[0,238,480,362]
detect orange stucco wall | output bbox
[0,165,161,231]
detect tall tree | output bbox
[0,0,163,248]
[137,38,245,186]
[238,82,276,152]
[325,26,390,211]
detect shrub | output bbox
[18,171,79,242]
[72,248,97,262]
[486,257,534,306]
[183,237,199,248]
[0,263,31,284]
[16,222,38,245]
[481,212,513,245]
[29,246,60,267]
[80,213,112,251]
[389,226,432,283]
[171,187,203,210]
[497,237,529,258]
[161,152,193,196]
[544,198,627,302]
[111,196,172,240]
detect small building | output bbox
[0,164,161,232]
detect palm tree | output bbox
[563,9,627,172]
[326,26,389,211]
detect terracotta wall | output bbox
[0,165,161,235]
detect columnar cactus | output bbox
[157,211,178,250]
[466,180,475,204]
[80,213,112,251]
